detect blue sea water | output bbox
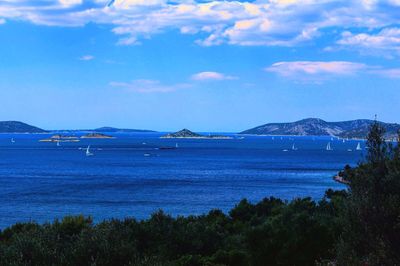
[0,132,363,229]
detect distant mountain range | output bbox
[240,118,400,139]
[0,121,48,133]
[1,119,399,139]
[0,121,155,133]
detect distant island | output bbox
[39,134,80,142]
[161,129,233,139]
[240,118,400,139]
[0,121,155,134]
[80,133,115,139]
[0,121,47,133]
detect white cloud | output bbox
[110,79,191,93]
[2,0,400,52]
[112,0,165,8]
[79,55,95,61]
[265,60,400,82]
[266,61,367,76]
[337,28,400,56]
[191,71,237,81]
[59,0,83,7]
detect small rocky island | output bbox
[161,129,232,139]
[80,133,115,139]
[39,134,80,142]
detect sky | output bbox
[0,0,400,132]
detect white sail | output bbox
[86,145,93,156]
[326,142,333,151]
[292,143,297,150]
[176,143,179,148]
[11,138,15,143]
[356,142,362,151]
[57,141,60,147]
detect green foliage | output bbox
[0,193,344,266]
[337,120,400,265]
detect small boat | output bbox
[326,142,333,151]
[56,141,61,147]
[175,143,179,148]
[356,142,362,151]
[347,149,353,152]
[11,138,15,143]
[159,146,175,150]
[272,136,275,141]
[142,142,147,145]
[292,143,298,151]
[144,153,151,157]
[282,149,288,152]
[85,145,94,156]
[342,139,345,143]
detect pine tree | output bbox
[337,120,400,265]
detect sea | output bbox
[0,132,364,229]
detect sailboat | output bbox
[292,143,298,151]
[56,141,61,147]
[342,139,345,143]
[175,143,179,148]
[86,145,94,156]
[11,138,15,143]
[356,142,362,151]
[326,142,333,151]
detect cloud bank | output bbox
[1,0,400,54]
[265,60,400,82]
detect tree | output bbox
[337,120,400,265]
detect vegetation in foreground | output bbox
[0,122,399,266]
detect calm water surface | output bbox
[0,132,363,228]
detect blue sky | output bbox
[0,0,400,131]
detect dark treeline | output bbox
[0,122,399,266]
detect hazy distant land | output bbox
[240,118,400,139]
[1,119,399,139]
